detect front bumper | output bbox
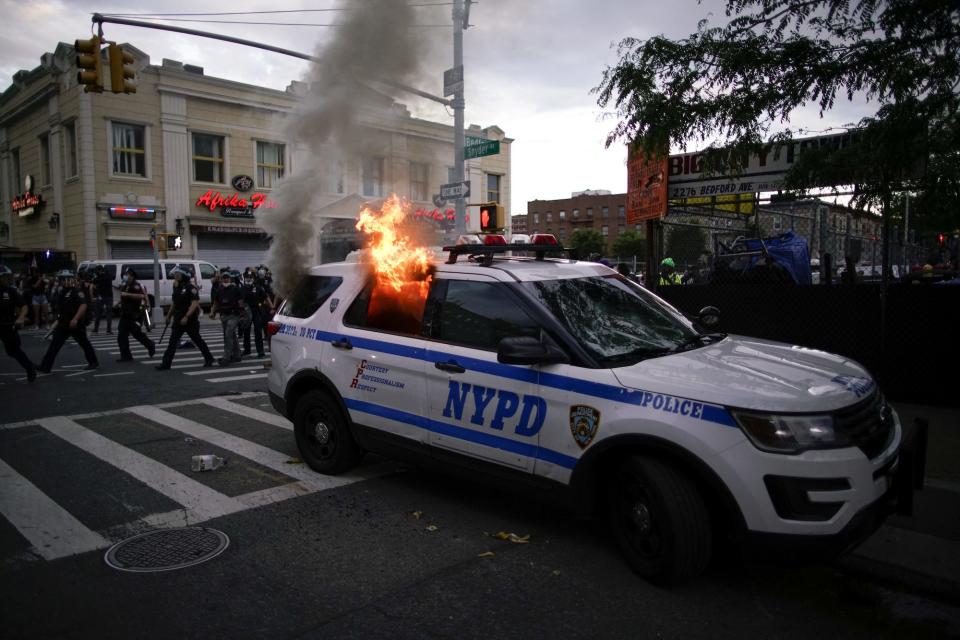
[741,415,927,555]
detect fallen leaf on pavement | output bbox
[425,524,438,532]
[478,551,495,558]
[493,531,530,544]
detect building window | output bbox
[410,162,428,201]
[324,159,345,194]
[618,225,625,235]
[602,225,609,236]
[256,141,285,188]
[635,224,641,231]
[63,122,78,179]
[587,207,594,218]
[39,135,51,186]
[532,229,539,235]
[559,210,566,221]
[9,148,20,196]
[192,133,225,183]
[546,212,552,222]
[573,208,579,218]
[362,156,384,197]
[558,228,566,240]
[601,206,609,219]
[533,213,539,224]
[486,173,501,203]
[111,122,146,177]
[618,205,626,218]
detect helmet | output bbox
[168,265,190,279]
[0,265,12,277]
[230,270,242,281]
[922,264,934,273]
[123,267,137,277]
[661,257,675,268]
[221,270,234,280]
[56,269,76,279]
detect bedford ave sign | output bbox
[667,131,861,199]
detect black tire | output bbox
[293,389,363,475]
[607,455,712,585]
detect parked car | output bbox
[78,259,219,309]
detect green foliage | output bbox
[611,229,646,259]
[569,228,606,258]
[594,0,960,223]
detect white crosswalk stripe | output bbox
[78,327,271,382]
[0,394,390,563]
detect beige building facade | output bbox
[1,42,512,269]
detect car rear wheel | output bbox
[607,455,712,585]
[294,390,363,475]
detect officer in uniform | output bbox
[37,270,99,373]
[240,270,271,358]
[116,267,156,362]
[0,265,37,382]
[156,266,214,370]
[92,264,114,334]
[209,270,244,365]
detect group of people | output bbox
[156,265,278,370]
[0,262,279,382]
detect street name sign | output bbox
[464,136,500,159]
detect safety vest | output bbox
[659,272,682,286]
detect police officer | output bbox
[116,267,156,362]
[209,270,244,365]
[92,264,114,334]
[0,265,37,382]
[156,266,214,370]
[240,270,271,358]
[37,270,99,373]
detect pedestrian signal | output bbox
[166,235,183,250]
[479,202,504,232]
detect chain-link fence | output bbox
[649,199,958,405]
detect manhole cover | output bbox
[104,527,229,573]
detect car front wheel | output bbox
[607,455,712,585]
[293,390,363,475]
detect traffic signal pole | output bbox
[453,0,466,234]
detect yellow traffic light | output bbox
[479,202,505,232]
[108,44,136,94]
[75,36,103,93]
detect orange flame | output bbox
[355,195,434,333]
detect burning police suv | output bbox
[267,232,908,585]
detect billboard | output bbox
[666,131,861,200]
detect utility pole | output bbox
[453,0,467,234]
[902,192,910,274]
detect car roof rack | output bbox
[442,243,571,266]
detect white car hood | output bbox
[611,336,875,413]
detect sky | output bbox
[0,0,876,215]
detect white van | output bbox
[77,259,219,309]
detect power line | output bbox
[94,17,452,26]
[99,3,454,18]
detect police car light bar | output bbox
[442,242,571,264]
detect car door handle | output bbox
[434,360,465,374]
[331,338,353,350]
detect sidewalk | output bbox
[839,403,960,603]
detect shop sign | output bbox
[191,224,265,235]
[12,175,44,217]
[195,189,278,215]
[222,206,255,219]
[231,174,254,192]
[108,206,157,220]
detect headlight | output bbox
[733,411,851,454]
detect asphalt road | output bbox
[2,323,959,639]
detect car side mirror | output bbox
[698,306,721,328]
[497,336,569,366]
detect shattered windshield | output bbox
[522,275,699,366]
